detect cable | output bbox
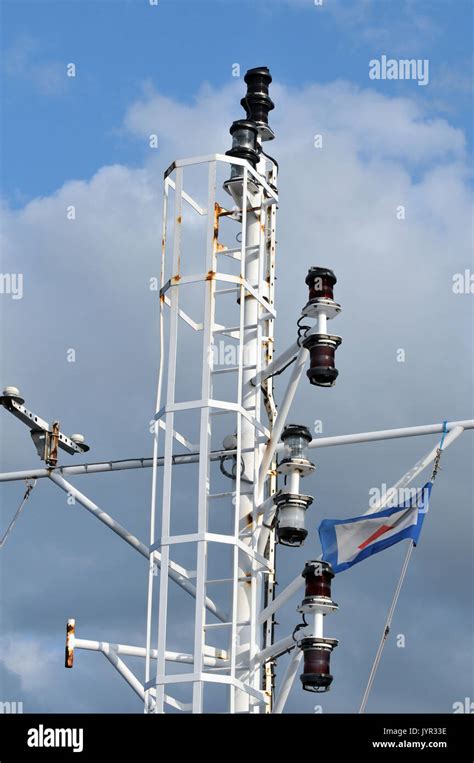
[262,356,297,385]
[0,479,36,549]
[219,454,252,484]
[291,614,309,644]
[261,149,279,173]
[219,455,235,480]
[297,315,311,347]
[430,420,448,482]
[359,542,414,714]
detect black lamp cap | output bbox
[300,673,334,691]
[240,66,274,138]
[307,366,339,386]
[229,119,259,137]
[281,424,312,443]
[244,66,272,85]
[302,560,334,580]
[277,526,308,546]
[305,267,337,287]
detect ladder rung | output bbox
[209,491,253,499]
[204,621,250,629]
[206,577,251,585]
[212,364,256,375]
[213,324,257,333]
[218,244,259,256]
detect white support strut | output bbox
[74,639,228,667]
[272,648,303,714]
[2,419,472,484]
[257,346,309,500]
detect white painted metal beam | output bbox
[257,346,310,500]
[272,648,303,714]
[2,419,472,484]
[74,638,228,667]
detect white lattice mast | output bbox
[144,68,280,713]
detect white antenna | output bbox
[1,68,473,715]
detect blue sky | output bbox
[1,0,472,204]
[0,0,472,714]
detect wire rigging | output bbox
[0,479,36,549]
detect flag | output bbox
[318,482,433,574]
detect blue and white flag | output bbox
[318,482,433,574]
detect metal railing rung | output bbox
[204,621,251,629]
[212,324,257,333]
[218,244,259,256]
[205,577,251,585]
[212,364,256,375]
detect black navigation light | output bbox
[297,560,339,692]
[299,637,338,692]
[302,560,335,602]
[305,267,337,302]
[276,425,315,546]
[300,266,342,387]
[280,424,312,462]
[303,333,341,387]
[225,119,260,181]
[274,492,313,547]
[241,66,275,141]
[224,66,275,200]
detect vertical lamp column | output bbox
[302,267,342,387]
[275,425,315,547]
[297,561,338,692]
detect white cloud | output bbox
[284,0,441,54]
[3,34,67,96]
[0,636,56,692]
[124,79,465,166]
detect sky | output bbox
[0,0,473,715]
